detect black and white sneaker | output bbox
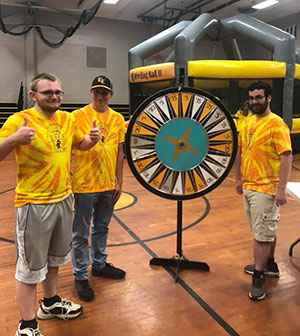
[249,274,266,300]
[15,322,43,336]
[37,298,82,321]
[244,260,279,277]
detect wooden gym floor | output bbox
[0,153,300,336]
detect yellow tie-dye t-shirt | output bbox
[0,108,84,207]
[238,113,291,195]
[72,105,125,193]
[234,109,252,133]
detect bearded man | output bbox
[235,81,292,300]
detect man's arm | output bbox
[0,118,35,161]
[235,146,243,195]
[73,120,100,151]
[113,143,124,204]
[275,150,292,206]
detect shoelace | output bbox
[60,299,74,321]
[20,328,42,336]
[106,263,118,269]
[253,276,264,288]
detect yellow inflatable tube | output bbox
[295,64,300,80]
[188,60,286,79]
[292,118,300,132]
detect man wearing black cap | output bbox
[71,75,126,302]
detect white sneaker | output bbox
[15,322,44,336]
[37,298,82,321]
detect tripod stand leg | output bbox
[150,201,210,279]
[175,258,181,283]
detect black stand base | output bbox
[150,201,210,282]
[150,255,210,282]
[289,238,300,256]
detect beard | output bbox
[37,99,61,114]
[250,99,268,115]
[43,105,61,114]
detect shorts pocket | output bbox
[262,213,279,239]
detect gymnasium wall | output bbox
[0,13,299,106]
[0,34,25,103]
[0,16,162,106]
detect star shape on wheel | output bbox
[163,127,200,162]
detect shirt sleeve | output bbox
[119,116,125,144]
[70,112,85,144]
[272,120,292,155]
[0,114,23,141]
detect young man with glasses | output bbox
[0,73,100,336]
[71,75,126,302]
[235,80,292,300]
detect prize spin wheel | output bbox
[125,86,237,279]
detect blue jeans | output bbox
[72,191,114,280]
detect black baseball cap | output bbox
[91,75,113,91]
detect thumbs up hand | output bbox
[89,119,101,143]
[21,118,28,127]
[13,117,35,145]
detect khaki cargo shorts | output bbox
[243,189,279,242]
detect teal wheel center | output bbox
[156,118,208,171]
[177,140,186,149]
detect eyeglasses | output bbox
[92,89,110,96]
[248,95,265,102]
[35,90,64,97]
